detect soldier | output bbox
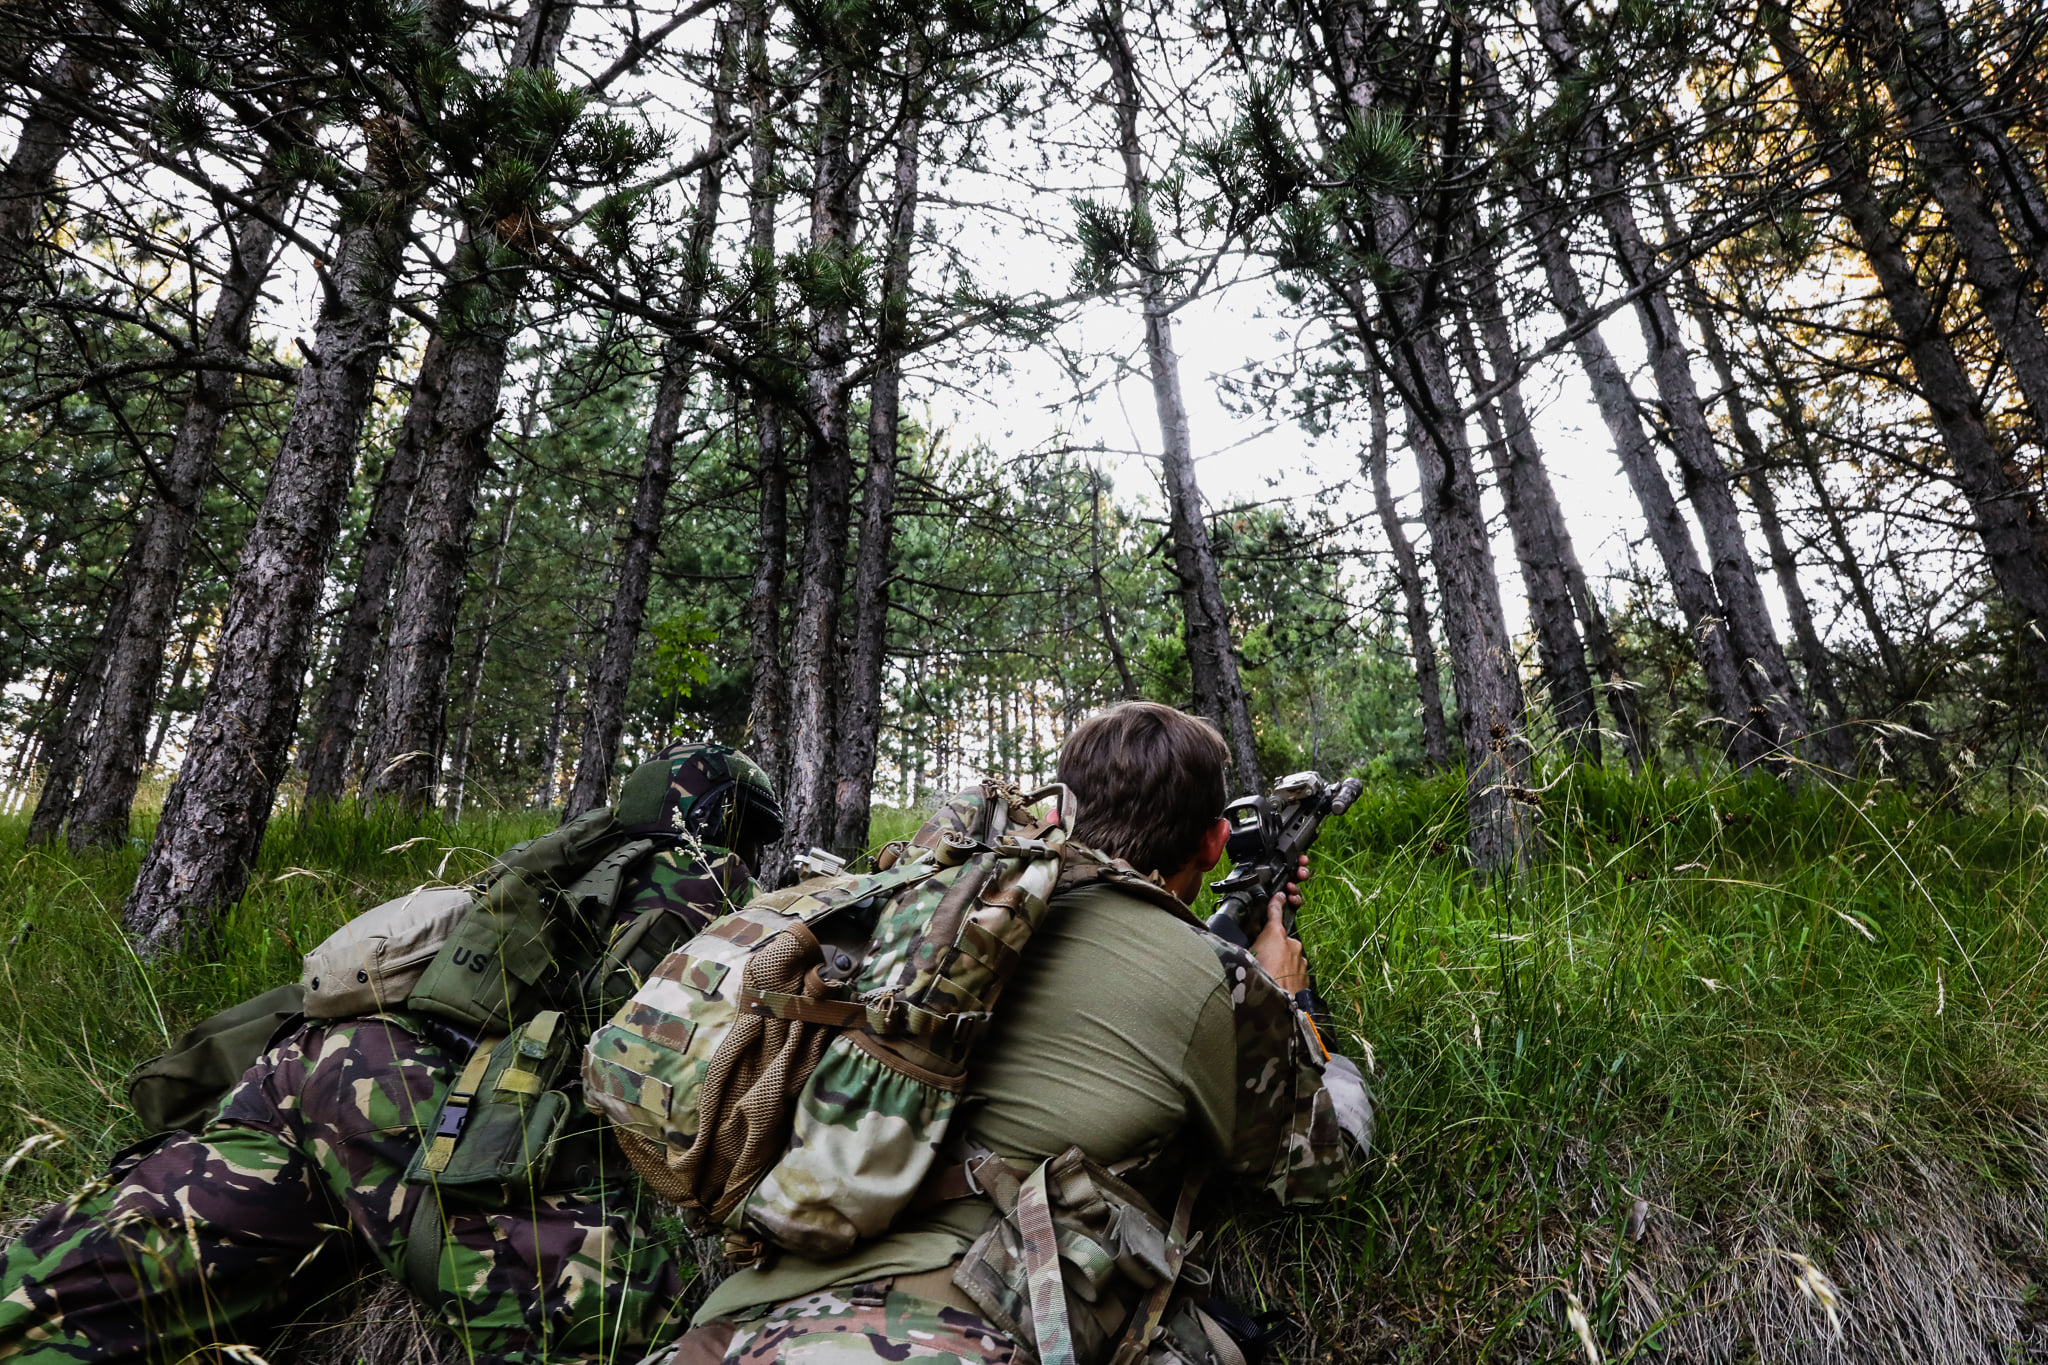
[0,741,785,1365]
[655,701,1372,1365]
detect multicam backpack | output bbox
[584,778,1076,1264]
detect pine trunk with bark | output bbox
[1896,0,2048,276]
[147,609,205,769]
[536,653,571,809]
[1454,283,1599,761]
[0,33,100,282]
[1767,5,2048,688]
[362,302,516,810]
[122,180,429,954]
[304,331,448,803]
[1324,23,1529,870]
[1364,375,1452,773]
[1757,341,1953,785]
[565,18,736,822]
[1535,0,1812,758]
[781,54,860,860]
[1467,260,1649,762]
[831,95,922,855]
[25,580,131,845]
[1096,2,1263,795]
[444,486,519,819]
[1470,31,1766,768]
[1677,283,1857,772]
[67,166,295,850]
[1087,467,1138,699]
[741,0,793,881]
[1857,0,2048,436]
[362,1,573,811]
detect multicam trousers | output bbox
[657,1288,1021,1365]
[0,1015,691,1364]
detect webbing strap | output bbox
[1109,1169,1205,1365]
[1017,1161,1074,1365]
[402,1187,446,1302]
[739,987,985,1045]
[422,1036,500,1175]
[738,988,864,1027]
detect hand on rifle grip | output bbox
[1253,885,1308,995]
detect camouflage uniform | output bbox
[666,876,1373,1365]
[664,1288,1022,1365]
[0,809,766,1364]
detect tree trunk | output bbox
[67,164,295,850]
[26,579,131,845]
[1673,277,1858,773]
[740,0,791,862]
[1321,21,1528,866]
[1757,341,1953,785]
[361,2,574,812]
[122,177,430,953]
[147,607,204,770]
[1857,0,2048,436]
[444,484,519,820]
[1469,31,1766,768]
[1095,2,1262,794]
[304,331,448,803]
[565,16,736,822]
[1896,0,2048,276]
[831,94,923,856]
[1087,466,1138,699]
[1533,0,1812,759]
[362,308,515,810]
[1467,259,1649,763]
[1767,4,2048,688]
[781,54,861,859]
[1453,282,1599,761]
[536,653,571,809]
[1363,373,1452,773]
[0,33,100,281]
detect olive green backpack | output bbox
[121,806,659,1136]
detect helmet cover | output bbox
[616,741,785,848]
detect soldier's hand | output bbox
[1253,892,1308,994]
[1283,854,1310,908]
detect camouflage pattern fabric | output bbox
[1195,932,1366,1205]
[615,742,784,847]
[656,1288,1020,1365]
[591,781,1074,1264]
[0,1016,689,1365]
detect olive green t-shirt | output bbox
[694,882,1239,1323]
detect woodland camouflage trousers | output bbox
[655,1288,1021,1365]
[0,1016,691,1365]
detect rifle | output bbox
[1203,771,1363,1026]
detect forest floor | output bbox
[2,768,2046,1363]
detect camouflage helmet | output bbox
[616,741,784,850]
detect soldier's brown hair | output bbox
[1056,701,1229,878]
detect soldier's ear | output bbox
[1197,816,1231,872]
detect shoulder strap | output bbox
[1054,846,1200,925]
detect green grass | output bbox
[0,803,555,1214]
[1211,763,2048,1361]
[3,770,2047,1359]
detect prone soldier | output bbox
[0,741,785,1365]
[651,701,1372,1365]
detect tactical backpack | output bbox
[585,778,1080,1264]
[121,806,729,1138]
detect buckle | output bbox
[947,1011,993,1048]
[434,1102,470,1140]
